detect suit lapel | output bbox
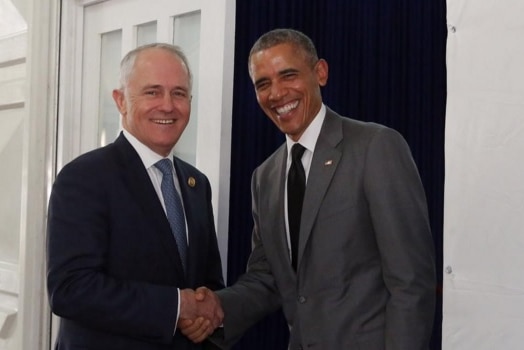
[173,158,200,285]
[114,135,185,278]
[273,147,294,270]
[297,110,343,270]
[262,144,293,273]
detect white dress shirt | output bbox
[284,103,326,259]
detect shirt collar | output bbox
[286,103,326,154]
[122,129,175,169]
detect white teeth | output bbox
[153,119,174,124]
[276,101,298,115]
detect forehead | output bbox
[131,48,189,86]
[249,43,307,74]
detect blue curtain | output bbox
[227,1,446,349]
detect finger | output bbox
[179,317,202,335]
[178,318,194,329]
[186,319,212,343]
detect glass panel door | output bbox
[98,29,122,146]
[82,0,202,164]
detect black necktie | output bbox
[288,143,306,270]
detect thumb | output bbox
[195,286,209,301]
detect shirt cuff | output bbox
[174,288,180,334]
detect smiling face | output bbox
[112,47,191,157]
[249,43,328,141]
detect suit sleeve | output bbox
[46,159,179,344]
[213,168,282,347]
[364,127,436,349]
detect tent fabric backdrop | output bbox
[443,1,524,349]
[228,1,447,349]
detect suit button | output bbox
[298,296,307,304]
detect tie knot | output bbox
[291,143,306,162]
[155,158,173,177]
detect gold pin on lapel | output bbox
[324,160,333,166]
[188,177,196,187]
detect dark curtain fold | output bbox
[227,1,447,349]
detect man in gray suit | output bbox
[183,28,436,349]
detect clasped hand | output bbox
[179,287,223,343]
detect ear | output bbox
[315,59,329,87]
[112,89,127,116]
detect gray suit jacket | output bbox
[216,108,435,349]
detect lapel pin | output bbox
[187,177,196,187]
[324,160,333,166]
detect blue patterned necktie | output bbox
[288,143,306,271]
[155,158,188,273]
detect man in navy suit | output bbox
[182,29,436,349]
[46,43,224,349]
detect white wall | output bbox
[443,0,524,348]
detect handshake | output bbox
[178,287,223,343]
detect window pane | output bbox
[137,21,157,46]
[172,11,201,165]
[98,30,122,147]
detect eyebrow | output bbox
[141,84,162,91]
[279,68,299,76]
[254,68,300,87]
[141,84,188,92]
[254,77,269,87]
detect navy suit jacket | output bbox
[47,134,224,350]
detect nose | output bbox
[268,82,286,101]
[159,92,175,112]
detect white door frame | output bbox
[18,0,60,349]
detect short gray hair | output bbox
[118,43,193,91]
[248,28,319,73]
